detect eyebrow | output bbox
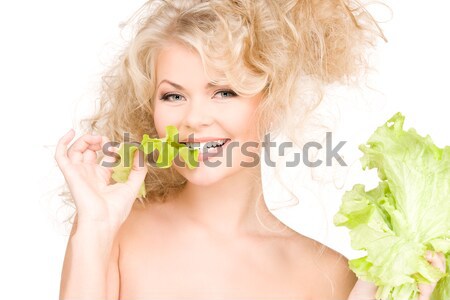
[157,79,226,90]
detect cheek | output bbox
[153,105,181,137]
[221,102,259,138]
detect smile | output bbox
[180,138,231,153]
[180,139,232,162]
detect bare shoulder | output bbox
[117,201,148,235]
[284,232,357,300]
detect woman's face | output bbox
[153,42,262,186]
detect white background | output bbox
[0,1,449,299]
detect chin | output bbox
[174,160,238,186]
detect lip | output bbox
[194,139,231,162]
[180,137,230,143]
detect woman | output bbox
[55,1,446,299]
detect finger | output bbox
[83,148,99,164]
[88,137,119,185]
[418,251,446,300]
[87,143,102,152]
[67,133,103,163]
[83,136,103,164]
[99,138,120,169]
[55,129,75,170]
[435,252,446,271]
[418,282,436,300]
[125,148,147,195]
[347,278,377,300]
[426,251,446,273]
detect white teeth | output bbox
[184,139,227,150]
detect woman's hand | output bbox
[418,251,447,300]
[347,251,446,300]
[55,129,147,231]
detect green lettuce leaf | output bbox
[334,112,450,300]
[111,125,199,198]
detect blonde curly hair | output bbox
[61,0,387,217]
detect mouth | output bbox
[180,138,231,153]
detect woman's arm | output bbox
[54,130,147,299]
[59,215,119,300]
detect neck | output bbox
[171,167,282,237]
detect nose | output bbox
[181,97,214,131]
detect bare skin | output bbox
[115,196,357,299]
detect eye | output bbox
[214,90,237,100]
[160,93,185,102]
[159,89,237,102]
